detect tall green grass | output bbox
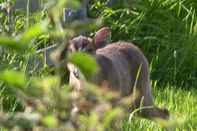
[90,0,197,87]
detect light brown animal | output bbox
[63,27,169,120]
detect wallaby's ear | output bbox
[94,27,111,49]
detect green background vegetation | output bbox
[0,0,196,130]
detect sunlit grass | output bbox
[122,84,197,130]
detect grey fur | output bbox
[66,35,169,120]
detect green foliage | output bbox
[0,70,26,87]
[90,0,197,87]
[42,115,58,128]
[68,52,99,79]
[0,0,128,130]
[0,36,25,51]
[0,0,196,130]
[0,20,48,52]
[20,20,48,44]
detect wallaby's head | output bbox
[68,36,94,53]
[58,27,111,90]
[67,27,111,54]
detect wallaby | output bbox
[62,27,169,120]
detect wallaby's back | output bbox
[94,42,169,120]
[64,27,169,120]
[95,42,149,95]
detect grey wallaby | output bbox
[61,27,169,120]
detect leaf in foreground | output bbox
[0,70,27,87]
[0,36,26,51]
[20,20,48,43]
[68,52,99,79]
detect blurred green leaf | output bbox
[32,76,60,94]
[0,36,26,51]
[65,0,80,9]
[20,20,48,44]
[104,108,123,129]
[0,70,27,87]
[68,52,99,79]
[42,115,58,128]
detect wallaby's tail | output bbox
[139,106,170,120]
[131,95,170,120]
